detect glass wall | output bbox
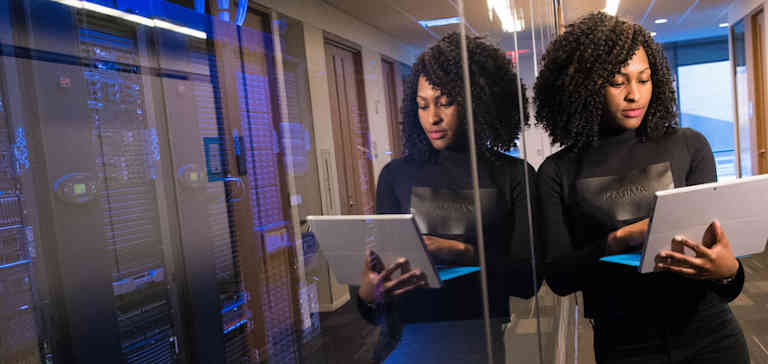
[663,37,737,180]
[0,0,556,363]
[678,60,737,179]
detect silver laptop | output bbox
[601,174,768,273]
[307,214,446,288]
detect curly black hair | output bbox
[402,32,529,161]
[534,12,678,150]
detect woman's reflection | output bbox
[355,32,539,363]
[535,12,749,364]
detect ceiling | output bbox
[564,0,735,43]
[322,0,737,52]
[321,0,556,51]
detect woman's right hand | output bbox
[606,218,649,255]
[358,250,428,304]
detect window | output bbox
[677,61,737,180]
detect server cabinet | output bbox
[2,1,183,362]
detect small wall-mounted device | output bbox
[177,163,207,189]
[54,172,99,205]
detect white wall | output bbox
[361,49,394,179]
[730,0,765,24]
[258,0,425,312]
[256,0,421,65]
[257,0,422,190]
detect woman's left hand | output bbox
[422,236,477,266]
[655,220,739,280]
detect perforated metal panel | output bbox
[0,74,39,364]
[188,46,252,363]
[77,14,175,363]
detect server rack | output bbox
[0,1,315,363]
[1,1,182,362]
[0,89,39,362]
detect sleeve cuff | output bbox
[711,259,745,302]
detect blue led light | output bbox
[221,297,245,313]
[253,221,288,232]
[0,259,31,270]
[223,318,248,334]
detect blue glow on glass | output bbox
[13,128,30,174]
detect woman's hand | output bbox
[654,220,739,280]
[606,219,649,255]
[422,236,477,265]
[359,250,427,304]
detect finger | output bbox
[365,249,384,273]
[400,258,412,275]
[380,258,408,281]
[710,220,728,247]
[657,263,704,279]
[383,270,424,292]
[674,236,713,259]
[363,249,373,273]
[658,250,706,269]
[371,251,385,273]
[656,263,704,278]
[391,280,428,297]
[702,222,717,248]
[713,220,725,240]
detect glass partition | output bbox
[460,1,558,363]
[0,0,554,363]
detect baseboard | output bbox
[319,292,350,312]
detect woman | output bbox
[356,32,539,363]
[534,12,748,363]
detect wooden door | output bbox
[753,11,768,173]
[382,59,404,158]
[324,41,375,214]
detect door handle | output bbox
[234,134,247,175]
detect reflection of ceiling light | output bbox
[487,0,525,32]
[52,0,207,39]
[654,18,668,24]
[153,20,207,38]
[417,17,461,28]
[651,32,657,36]
[719,23,729,28]
[604,0,620,16]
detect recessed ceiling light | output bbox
[719,23,729,28]
[604,0,620,16]
[487,0,525,32]
[654,18,668,24]
[417,17,461,28]
[651,32,657,36]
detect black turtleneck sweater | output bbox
[358,149,539,323]
[537,127,744,324]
